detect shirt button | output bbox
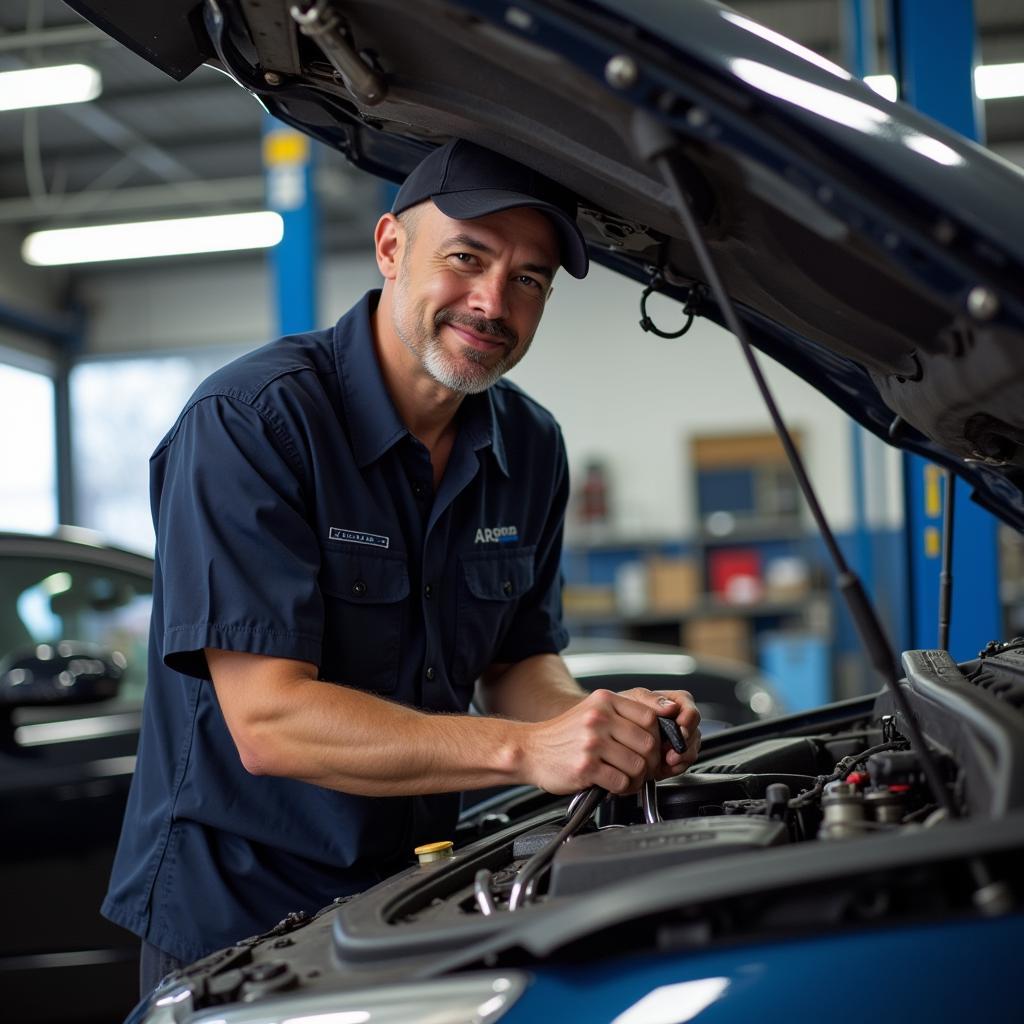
[424,584,433,599]
[352,579,367,597]
[425,666,436,681]
[502,580,514,596]
[412,482,426,497]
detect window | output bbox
[70,349,244,553]
[0,362,57,534]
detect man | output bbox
[102,140,701,994]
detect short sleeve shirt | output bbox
[101,290,570,962]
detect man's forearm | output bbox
[209,650,529,796]
[476,652,587,722]
[266,681,533,794]
[209,649,698,802]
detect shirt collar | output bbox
[459,387,510,478]
[333,289,510,477]
[333,290,408,467]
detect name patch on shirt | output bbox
[328,527,390,549]
[474,524,519,545]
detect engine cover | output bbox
[549,817,788,897]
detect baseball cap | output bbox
[391,139,589,279]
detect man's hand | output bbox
[619,686,701,779]
[521,687,698,796]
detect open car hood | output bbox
[66,0,1024,528]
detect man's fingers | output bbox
[598,742,650,788]
[657,727,702,778]
[607,690,675,729]
[594,763,633,795]
[650,689,701,734]
[608,718,661,774]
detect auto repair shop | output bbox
[2,2,1023,1023]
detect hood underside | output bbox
[65,0,1024,527]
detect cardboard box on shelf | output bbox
[562,584,617,618]
[645,556,700,612]
[763,556,812,602]
[683,616,752,663]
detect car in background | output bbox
[562,637,782,734]
[0,530,774,1021]
[0,528,153,1024]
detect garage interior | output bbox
[2,1,1023,1022]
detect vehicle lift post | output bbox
[887,0,1002,657]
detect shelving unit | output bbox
[561,431,835,707]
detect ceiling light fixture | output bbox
[0,63,102,112]
[22,211,285,266]
[865,63,1024,103]
[975,62,1024,100]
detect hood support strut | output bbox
[633,107,1016,912]
[630,109,959,820]
[939,469,956,651]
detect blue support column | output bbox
[889,0,1001,657]
[263,114,318,336]
[844,0,876,79]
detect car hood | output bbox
[65,0,1024,527]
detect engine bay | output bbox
[145,645,1024,1014]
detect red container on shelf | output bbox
[708,548,762,604]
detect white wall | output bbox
[511,263,870,537]
[77,250,381,354]
[75,251,891,539]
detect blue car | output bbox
[62,1,1023,1021]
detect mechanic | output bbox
[100,140,702,996]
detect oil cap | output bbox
[415,840,454,865]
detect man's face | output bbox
[388,202,559,394]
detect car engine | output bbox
[138,644,1024,1019]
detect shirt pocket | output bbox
[453,546,536,689]
[318,548,410,695]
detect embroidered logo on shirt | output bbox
[329,527,390,549]
[474,524,519,545]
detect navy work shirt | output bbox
[102,290,570,962]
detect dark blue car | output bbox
[59,1,1024,1021]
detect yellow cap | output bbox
[414,840,455,864]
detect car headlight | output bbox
[142,973,527,1024]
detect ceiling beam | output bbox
[0,129,260,164]
[0,175,267,224]
[0,167,363,224]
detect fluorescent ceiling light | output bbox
[866,63,1024,103]
[22,211,285,266]
[0,63,101,112]
[976,62,1024,100]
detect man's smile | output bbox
[446,322,508,353]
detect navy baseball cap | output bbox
[392,139,589,278]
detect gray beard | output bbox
[419,332,512,394]
[394,313,517,395]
